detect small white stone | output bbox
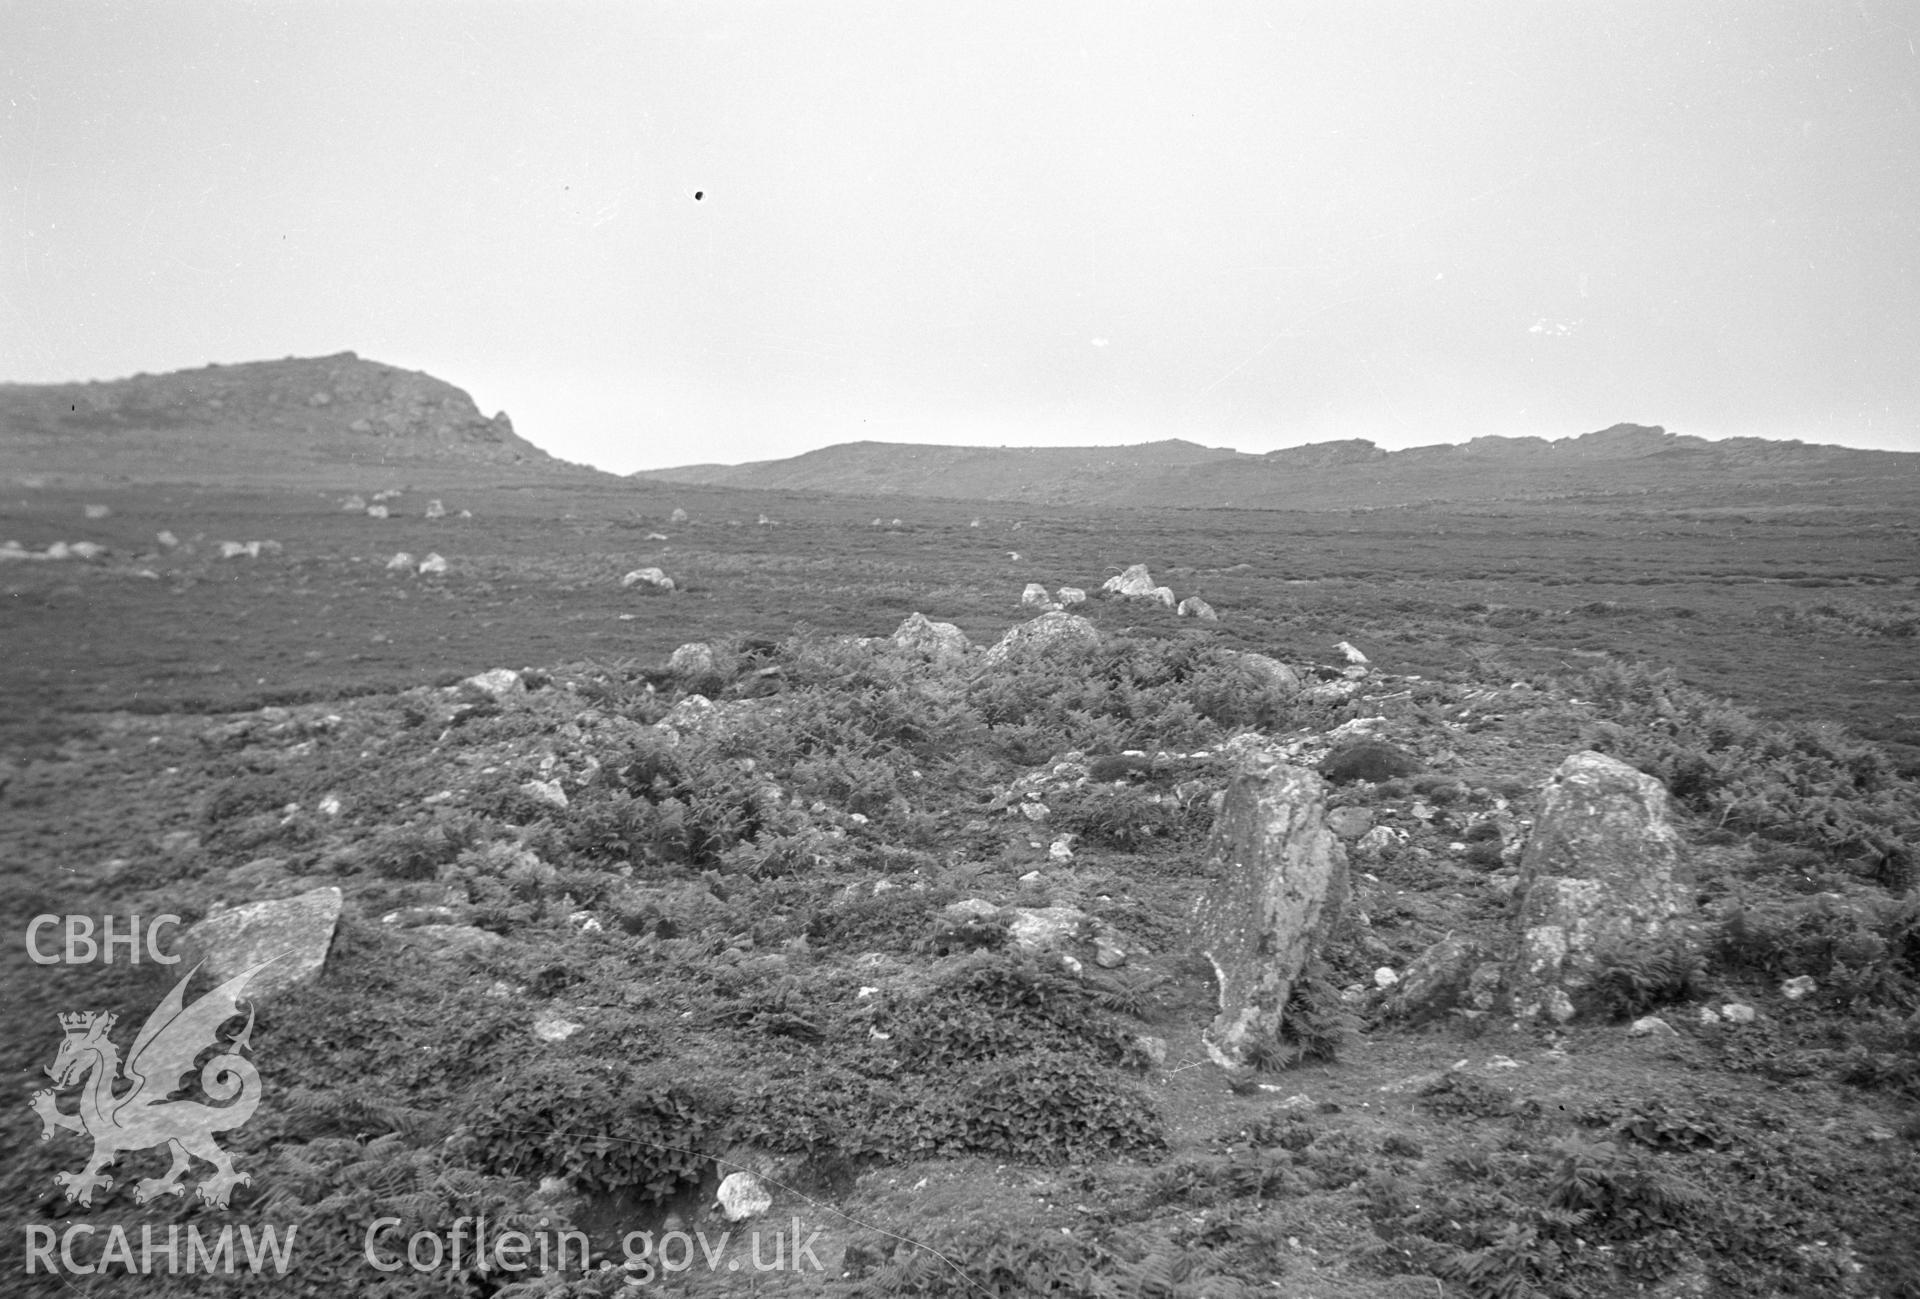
[1781,975,1817,1001]
[522,778,569,810]
[533,1014,584,1043]
[1373,966,1399,988]
[1722,1002,1757,1023]
[716,1172,772,1222]
[1628,1016,1677,1038]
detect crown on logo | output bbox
[57,1010,112,1034]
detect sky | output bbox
[4,2,1918,474]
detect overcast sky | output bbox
[4,2,1917,472]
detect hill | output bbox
[636,424,1920,513]
[0,353,608,488]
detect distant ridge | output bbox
[636,424,1920,510]
[0,353,607,487]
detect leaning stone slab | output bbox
[178,886,342,998]
[1191,754,1349,1068]
[1503,751,1694,1021]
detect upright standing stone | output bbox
[1191,756,1349,1067]
[1504,751,1693,1021]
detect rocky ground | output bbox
[4,607,1916,1297]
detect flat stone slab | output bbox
[179,885,342,998]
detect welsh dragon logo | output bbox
[31,959,274,1209]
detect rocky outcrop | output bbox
[1191,755,1349,1068]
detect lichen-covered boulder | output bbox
[1503,751,1694,1022]
[890,612,971,663]
[1191,755,1349,1067]
[982,612,1100,665]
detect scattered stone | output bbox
[889,612,970,663]
[177,886,343,998]
[1057,586,1086,606]
[1373,966,1399,988]
[983,611,1101,665]
[384,552,414,572]
[1334,640,1370,665]
[1191,755,1349,1068]
[84,503,111,519]
[1094,936,1127,968]
[1020,582,1054,608]
[1237,652,1302,697]
[462,668,523,697]
[1721,1002,1757,1023]
[1048,836,1074,862]
[668,642,717,678]
[1147,585,1176,607]
[521,778,569,810]
[1177,596,1218,621]
[1007,906,1089,954]
[533,1014,584,1043]
[156,530,179,547]
[1101,563,1158,598]
[1383,934,1504,1024]
[669,507,689,524]
[1018,802,1050,821]
[1485,1055,1521,1069]
[366,504,389,519]
[1320,740,1420,785]
[1505,752,1693,1022]
[1781,975,1818,1001]
[417,553,447,575]
[424,499,446,519]
[716,1172,772,1222]
[1629,1015,1678,1038]
[1327,807,1375,840]
[69,541,107,561]
[342,495,367,512]
[622,566,675,592]
[1133,1035,1168,1067]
